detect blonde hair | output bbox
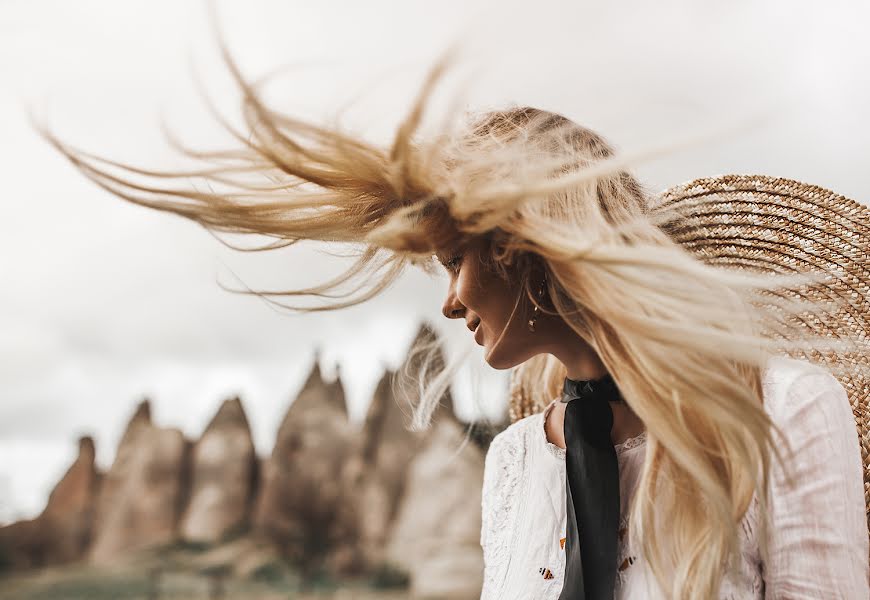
[35,43,865,598]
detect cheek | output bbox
[457,267,514,325]
[455,273,482,314]
[455,260,489,314]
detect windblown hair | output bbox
[36,44,865,598]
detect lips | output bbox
[472,320,482,344]
[468,318,481,333]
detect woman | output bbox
[37,46,869,598]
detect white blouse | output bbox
[479,356,869,599]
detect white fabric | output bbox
[479,356,869,599]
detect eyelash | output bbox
[445,255,462,271]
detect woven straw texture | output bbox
[507,174,870,534]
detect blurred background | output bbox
[1,0,868,597]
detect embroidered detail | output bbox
[480,419,529,598]
[478,357,787,599]
[615,514,636,583]
[539,567,555,580]
[559,537,566,549]
[542,399,647,459]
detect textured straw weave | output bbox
[507,174,870,533]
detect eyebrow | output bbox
[434,245,465,269]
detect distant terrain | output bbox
[0,325,507,599]
[0,544,413,600]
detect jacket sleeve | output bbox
[479,423,526,600]
[480,430,508,553]
[762,366,869,598]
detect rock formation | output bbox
[344,369,423,569]
[346,323,454,570]
[0,436,100,568]
[179,397,257,544]
[0,519,41,570]
[88,400,190,564]
[1,323,497,599]
[252,360,364,575]
[39,436,101,563]
[385,416,485,597]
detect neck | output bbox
[531,316,645,444]
[544,330,608,381]
[528,313,608,380]
[552,334,645,445]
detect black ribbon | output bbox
[558,373,623,600]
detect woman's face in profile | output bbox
[439,238,535,369]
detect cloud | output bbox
[1,0,867,520]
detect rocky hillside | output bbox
[0,324,508,598]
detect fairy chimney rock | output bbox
[343,323,461,570]
[179,396,258,544]
[126,398,151,428]
[253,361,362,572]
[77,435,96,461]
[397,323,461,424]
[348,368,428,568]
[38,435,101,562]
[89,400,189,564]
[0,435,103,568]
[296,359,348,416]
[385,416,485,597]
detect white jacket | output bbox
[479,356,869,599]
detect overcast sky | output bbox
[1,0,868,522]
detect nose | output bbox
[441,285,465,320]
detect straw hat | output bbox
[507,174,870,531]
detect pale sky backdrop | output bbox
[1,0,868,523]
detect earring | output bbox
[527,273,547,332]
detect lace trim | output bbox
[540,400,647,459]
[539,355,781,464]
[481,360,784,599]
[541,402,566,460]
[615,430,647,454]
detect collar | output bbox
[561,372,623,403]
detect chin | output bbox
[483,346,522,370]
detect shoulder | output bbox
[480,413,541,582]
[762,354,845,395]
[486,412,540,460]
[760,354,864,517]
[756,360,869,594]
[482,412,542,499]
[761,355,855,435]
[761,353,835,392]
